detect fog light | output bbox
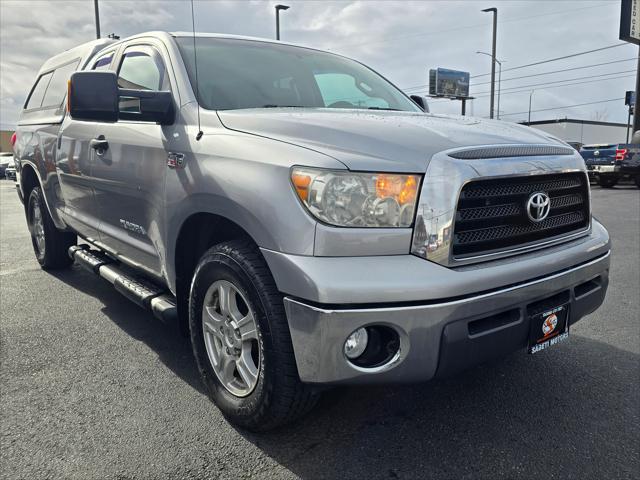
[344,327,368,359]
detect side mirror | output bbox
[68,71,174,125]
[68,71,119,122]
[410,95,430,113]
[118,89,174,125]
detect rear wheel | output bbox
[598,176,618,188]
[635,175,640,188]
[27,187,75,269]
[189,239,318,431]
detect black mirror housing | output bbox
[118,89,174,125]
[410,95,430,113]
[69,71,119,122]
[68,71,174,125]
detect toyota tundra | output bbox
[13,32,610,431]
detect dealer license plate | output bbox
[528,304,569,354]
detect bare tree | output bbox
[590,110,609,122]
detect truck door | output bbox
[54,56,108,242]
[90,43,174,277]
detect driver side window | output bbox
[117,45,170,114]
[314,73,388,109]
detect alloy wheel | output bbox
[202,279,261,397]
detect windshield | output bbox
[175,37,420,112]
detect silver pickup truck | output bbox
[13,32,610,431]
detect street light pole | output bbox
[275,4,290,41]
[633,45,640,138]
[497,59,502,120]
[481,7,497,119]
[528,90,535,124]
[477,51,503,120]
[94,0,101,39]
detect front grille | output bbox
[453,173,590,257]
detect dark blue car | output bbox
[580,143,640,188]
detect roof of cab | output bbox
[39,37,115,73]
[170,31,315,50]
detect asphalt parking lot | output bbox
[1,180,638,480]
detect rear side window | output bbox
[24,72,53,110]
[41,60,79,108]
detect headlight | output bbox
[291,167,420,228]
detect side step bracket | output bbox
[68,245,177,325]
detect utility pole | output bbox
[477,51,502,119]
[275,4,290,41]
[634,45,640,137]
[528,90,535,124]
[94,0,101,39]
[482,7,497,119]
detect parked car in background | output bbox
[0,152,13,178]
[5,163,17,181]
[580,143,640,188]
[567,142,583,151]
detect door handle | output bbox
[90,135,109,155]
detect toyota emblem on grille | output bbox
[526,192,551,222]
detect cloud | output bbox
[0,0,634,129]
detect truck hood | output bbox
[217,108,564,172]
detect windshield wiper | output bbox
[367,106,401,111]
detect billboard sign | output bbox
[429,68,470,98]
[620,0,640,45]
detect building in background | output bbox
[521,119,629,146]
[1,130,14,152]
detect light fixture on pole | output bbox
[481,7,498,119]
[275,4,290,41]
[477,51,503,119]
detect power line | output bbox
[424,74,634,106]
[472,44,628,78]
[470,70,635,96]
[336,2,613,51]
[403,58,635,93]
[469,58,636,87]
[407,70,634,97]
[500,98,624,117]
[471,74,635,99]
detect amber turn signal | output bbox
[291,172,312,201]
[376,174,419,205]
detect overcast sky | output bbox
[0,0,634,129]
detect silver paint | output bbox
[284,251,609,384]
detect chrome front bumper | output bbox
[588,165,617,173]
[283,251,610,385]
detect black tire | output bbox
[598,176,618,188]
[26,187,76,269]
[635,175,640,189]
[189,239,318,431]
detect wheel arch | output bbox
[172,211,257,335]
[20,162,40,203]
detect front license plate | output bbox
[528,304,569,354]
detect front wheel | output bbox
[189,240,318,431]
[27,187,75,269]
